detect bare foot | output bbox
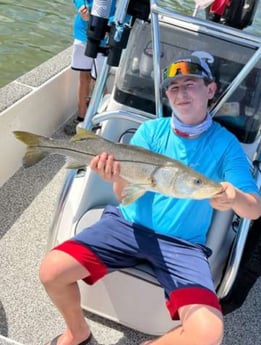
[140,341,154,345]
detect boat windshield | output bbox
[113,19,261,144]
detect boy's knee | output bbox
[180,305,224,345]
[39,251,60,286]
[194,316,223,345]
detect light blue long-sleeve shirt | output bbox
[119,118,260,244]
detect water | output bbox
[0,0,261,89]
[0,0,72,88]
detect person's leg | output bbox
[64,40,93,135]
[40,206,141,345]
[72,41,93,121]
[39,250,91,345]
[140,304,223,345]
[78,70,92,120]
[139,236,223,345]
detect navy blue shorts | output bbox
[54,205,221,319]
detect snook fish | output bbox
[13,128,223,205]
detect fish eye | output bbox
[193,178,203,185]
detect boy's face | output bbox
[165,76,217,125]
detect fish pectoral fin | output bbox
[122,185,147,205]
[23,150,48,168]
[65,158,87,170]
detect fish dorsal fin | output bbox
[122,185,146,205]
[70,128,98,142]
[65,158,87,169]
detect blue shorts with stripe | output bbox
[54,205,221,319]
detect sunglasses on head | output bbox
[163,61,211,82]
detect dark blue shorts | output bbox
[54,205,221,319]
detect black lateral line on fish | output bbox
[35,145,97,157]
[33,145,166,167]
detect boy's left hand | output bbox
[210,182,236,211]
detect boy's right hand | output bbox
[90,152,122,183]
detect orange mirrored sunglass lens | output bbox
[168,62,192,77]
[163,62,203,80]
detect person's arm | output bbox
[73,0,90,20]
[89,152,128,202]
[73,0,86,10]
[211,182,261,219]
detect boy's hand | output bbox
[90,152,123,183]
[210,182,236,211]
[211,181,261,219]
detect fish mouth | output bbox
[191,186,224,199]
[210,188,225,198]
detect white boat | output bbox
[48,0,261,336]
[1,0,261,344]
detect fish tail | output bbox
[13,131,49,168]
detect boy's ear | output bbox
[208,82,217,100]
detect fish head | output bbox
[168,169,223,199]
